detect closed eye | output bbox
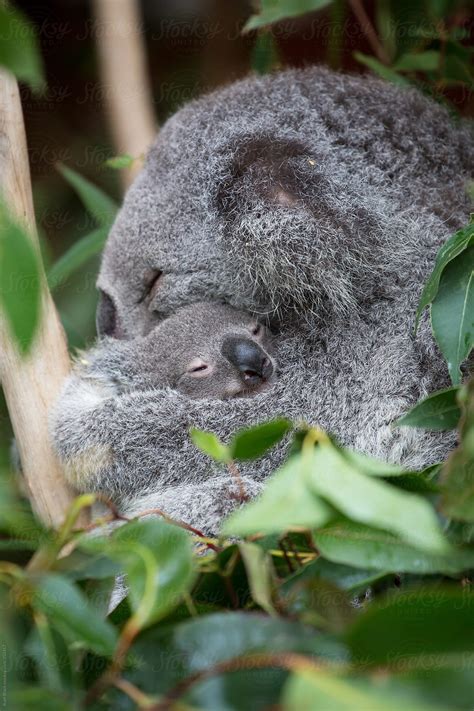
[139,268,163,304]
[190,364,208,373]
[185,358,211,377]
[252,324,262,337]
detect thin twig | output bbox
[348,0,390,65]
[148,652,332,711]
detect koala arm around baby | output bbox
[50,346,288,508]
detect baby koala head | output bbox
[117,302,277,399]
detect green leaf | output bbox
[279,576,355,633]
[282,670,441,711]
[223,455,334,536]
[230,418,292,461]
[109,518,195,629]
[47,226,109,289]
[0,200,41,353]
[239,542,276,615]
[0,2,45,92]
[315,520,474,574]
[243,0,333,32]
[307,443,448,554]
[33,573,118,656]
[416,222,474,330]
[104,154,135,170]
[431,245,474,385]
[394,50,441,72]
[190,428,231,462]
[251,31,280,74]
[57,164,118,228]
[126,612,348,706]
[280,557,391,597]
[395,387,461,430]
[441,377,474,522]
[347,588,474,667]
[353,52,411,86]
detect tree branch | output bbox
[92,0,156,188]
[0,69,78,528]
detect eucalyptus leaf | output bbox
[231,418,291,461]
[239,542,276,615]
[315,521,474,574]
[33,573,118,656]
[0,200,41,353]
[0,2,45,91]
[104,154,135,170]
[57,164,118,228]
[223,455,334,536]
[190,428,231,462]
[431,245,474,385]
[395,387,461,430]
[243,0,333,32]
[353,52,411,86]
[282,670,441,711]
[416,221,474,331]
[47,226,109,290]
[441,377,474,522]
[307,443,448,554]
[109,518,195,629]
[347,588,474,667]
[394,50,440,72]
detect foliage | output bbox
[0,200,41,353]
[0,0,44,91]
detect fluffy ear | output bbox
[215,135,382,320]
[217,137,315,214]
[96,290,124,338]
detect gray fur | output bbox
[51,66,473,532]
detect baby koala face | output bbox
[139,302,277,399]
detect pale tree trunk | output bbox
[93,0,156,188]
[0,69,78,529]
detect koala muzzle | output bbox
[222,337,273,386]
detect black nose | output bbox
[222,337,273,385]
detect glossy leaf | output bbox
[307,443,448,554]
[231,418,291,461]
[431,244,474,385]
[239,542,276,615]
[416,221,474,330]
[282,670,439,711]
[0,201,41,353]
[0,3,45,91]
[244,0,333,32]
[395,387,461,430]
[109,518,195,629]
[347,588,474,667]
[57,164,118,228]
[190,428,231,462]
[315,521,474,574]
[126,612,348,702]
[33,573,118,656]
[223,455,334,536]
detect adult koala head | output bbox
[97,66,473,338]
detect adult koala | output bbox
[52,66,473,532]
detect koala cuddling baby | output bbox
[85,302,276,401]
[54,302,279,528]
[52,66,473,534]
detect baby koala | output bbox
[85,301,277,400]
